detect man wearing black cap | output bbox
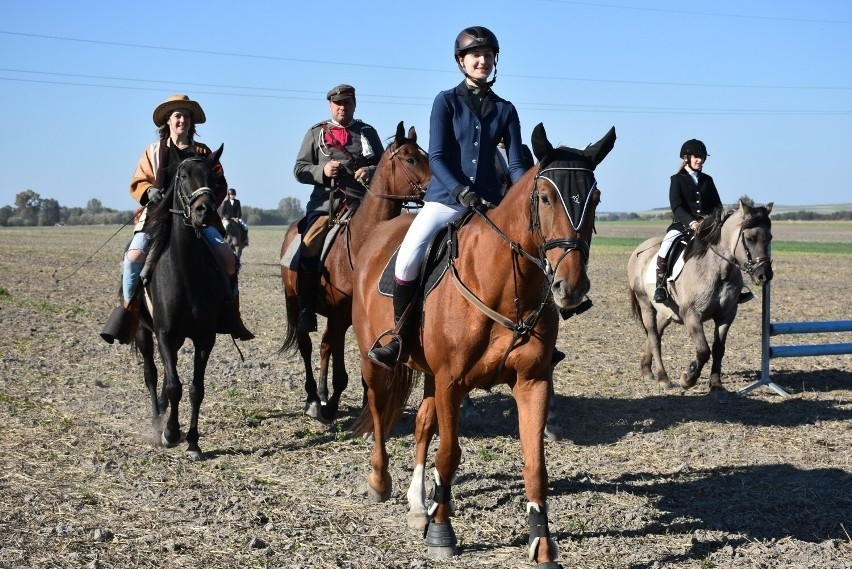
[292,84,383,333]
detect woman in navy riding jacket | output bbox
[368,25,528,369]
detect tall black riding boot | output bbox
[218,275,255,341]
[367,281,419,370]
[652,256,669,302]
[296,257,320,333]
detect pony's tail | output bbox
[351,365,417,438]
[628,286,643,323]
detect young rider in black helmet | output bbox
[367,26,529,369]
[652,139,723,302]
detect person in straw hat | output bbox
[100,94,254,344]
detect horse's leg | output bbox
[708,320,733,391]
[424,379,463,559]
[184,336,214,460]
[460,394,480,421]
[407,374,436,530]
[297,330,321,419]
[680,311,710,390]
[363,367,393,503]
[640,305,673,388]
[321,322,350,423]
[514,376,559,566]
[137,326,161,428]
[156,333,183,448]
[543,378,561,442]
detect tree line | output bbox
[0,190,305,227]
[3,190,849,227]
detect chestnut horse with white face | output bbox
[350,123,615,567]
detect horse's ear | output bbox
[585,127,616,168]
[765,202,774,214]
[407,125,417,143]
[211,143,224,165]
[531,123,552,162]
[395,121,405,142]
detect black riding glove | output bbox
[457,186,492,209]
[146,187,163,205]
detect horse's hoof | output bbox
[304,401,330,424]
[426,545,458,559]
[537,562,563,568]
[657,377,676,389]
[425,521,458,558]
[365,476,391,503]
[544,425,562,442]
[679,373,698,390]
[161,432,180,448]
[366,486,391,502]
[186,450,203,461]
[406,511,429,531]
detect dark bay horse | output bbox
[627,198,774,391]
[135,146,228,460]
[350,123,615,566]
[279,122,429,423]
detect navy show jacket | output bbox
[425,82,528,206]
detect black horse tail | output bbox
[277,292,300,354]
[350,365,417,438]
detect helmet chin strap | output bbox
[457,56,498,88]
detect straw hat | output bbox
[152,94,206,126]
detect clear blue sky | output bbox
[2,0,850,213]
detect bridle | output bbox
[362,141,428,204]
[170,157,215,225]
[735,225,772,276]
[531,166,596,274]
[711,211,772,276]
[450,161,597,357]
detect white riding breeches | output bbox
[658,229,683,258]
[394,201,467,283]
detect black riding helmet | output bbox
[680,139,709,158]
[454,26,500,57]
[454,26,500,87]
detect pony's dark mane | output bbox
[683,206,727,261]
[683,202,772,262]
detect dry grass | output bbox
[0,223,849,568]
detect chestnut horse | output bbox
[279,122,429,422]
[627,198,773,390]
[135,146,227,460]
[350,123,615,566]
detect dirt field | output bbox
[0,221,850,569]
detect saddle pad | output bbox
[377,249,451,299]
[377,228,453,298]
[643,250,686,286]
[279,218,346,269]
